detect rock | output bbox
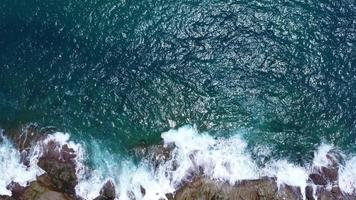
[37,140,78,195]
[20,181,73,200]
[93,181,116,200]
[0,196,15,200]
[320,167,338,183]
[6,124,56,167]
[325,150,343,168]
[7,124,50,152]
[6,182,26,199]
[165,193,174,200]
[175,177,278,200]
[140,185,146,197]
[305,185,315,200]
[309,173,327,185]
[278,184,303,200]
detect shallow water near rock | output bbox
[0,0,355,199]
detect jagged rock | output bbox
[6,182,26,199]
[93,181,116,200]
[35,138,78,195]
[309,173,327,185]
[320,167,338,183]
[37,158,77,195]
[7,124,54,153]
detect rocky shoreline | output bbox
[0,125,355,200]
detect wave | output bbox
[1,126,356,199]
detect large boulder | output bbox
[37,141,78,195]
[93,181,116,200]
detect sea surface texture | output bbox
[0,0,355,199]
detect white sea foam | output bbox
[0,132,42,196]
[339,156,356,194]
[312,143,334,167]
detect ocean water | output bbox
[0,0,355,199]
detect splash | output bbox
[0,131,42,196]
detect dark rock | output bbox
[325,150,343,168]
[0,196,15,200]
[7,124,45,152]
[6,182,26,199]
[305,185,315,200]
[316,186,348,200]
[93,181,116,200]
[320,167,338,183]
[140,185,146,197]
[165,193,174,200]
[37,158,77,195]
[5,124,56,167]
[278,184,303,200]
[36,140,78,195]
[309,173,328,185]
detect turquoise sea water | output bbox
[0,0,355,164]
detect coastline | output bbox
[0,125,355,200]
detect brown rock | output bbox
[0,196,15,200]
[175,177,281,200]
[320,167,338,183]
[6,182,26,199]
[37,158,77,195]
[309,173,327,185]
[305,185,315,200]
[20,181,73,200]
[278,184,303,200]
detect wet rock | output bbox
[325,150,343,168]
[0,196,15,200]
[132,143,174,171]
[305,185,315,200]
[309,173,327,185]
[165,193,174,200]
[140,185,146,197]
[7,124,51,153]
[93,181,116,200]
[175,177,279,200]
[6,124,56,167]
[320,167,338,183]
[37,140,78,195]
[278,185,303,200]
[6,182,26,199]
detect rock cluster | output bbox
[0,125,115,200]
[1,125,356,200]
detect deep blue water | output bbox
[0,0,355,162]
